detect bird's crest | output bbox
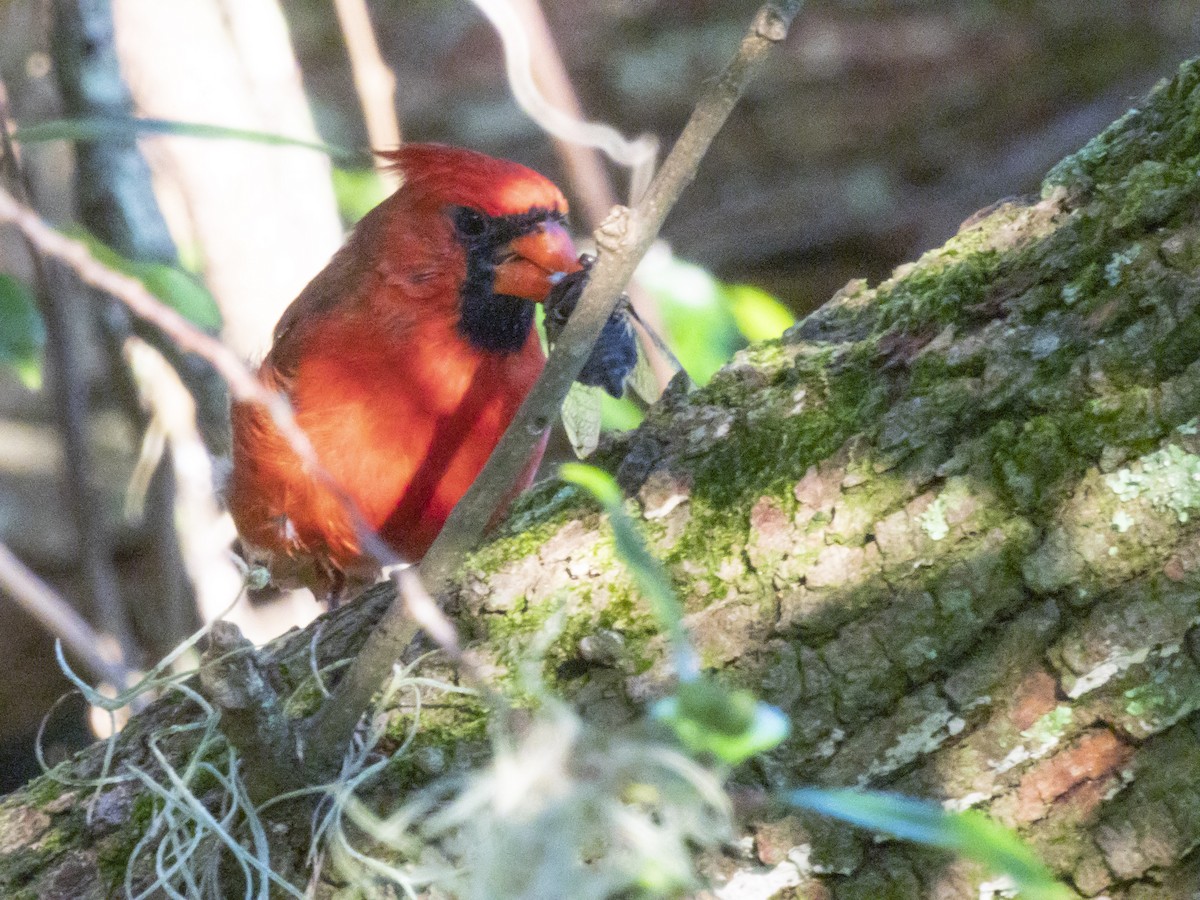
[379,143,568,219]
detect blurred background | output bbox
[0,0,1196,790]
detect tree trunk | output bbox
[3,56,1200,900]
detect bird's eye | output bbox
[454,207,489,240]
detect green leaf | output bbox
[562,463,791,765]
[560,463,679,620]
[600,392,644,431]
[136,263,222,330]
[635,246,792,385]
[653,680,789,765]
[66,229,222,331]
[787,789,1074,900]
[13,116,368,165]
[0,274,45,389]
[560,462,625,510]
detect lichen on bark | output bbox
[4,55,1200,900]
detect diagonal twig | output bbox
[0,540,132,689]
[1,84,138,668]
[1,0,806,787]
[304,0,806,777]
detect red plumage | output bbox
[227,144,579,597]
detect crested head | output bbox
[373,144,580,355]
[380,143,568,219]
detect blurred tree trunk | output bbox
[51,0,209,659]
[111,0,344,364]
[109,0,344,639]
[2,56,1200,900]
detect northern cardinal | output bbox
[228,144,584,599]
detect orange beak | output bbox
[492,220,583,302]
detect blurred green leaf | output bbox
[788,789,1074,900]
[136,264,222,331]
[0,274,45,389]
[67,229,222,331]
[635,246,794,385]
[560,464,690,665]
[727,284,794,341]
[13,116,367,165]
[654,680,789,765]
[560,461,625,511]
[332,167,390,224]
[600,392,643,431]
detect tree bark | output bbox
[3,57,1200,900]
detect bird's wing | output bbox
[267,202,394,382]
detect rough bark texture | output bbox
[4,57,1200,900]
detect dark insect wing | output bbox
[627,341,662,406]
[624,304,686,403]
[545,253,690,457]
[578,310,637,398]
[544,253,689,401]
[545,255,639,398]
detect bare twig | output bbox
[332,0,403,188]
[307,0,805,774]
[34,255,139,661]
[52,0,222,654]
[426,1,802,584]
[0,186,285,420]
[0,541,132,689]
[121,337,243,636]
[4,0,804,786]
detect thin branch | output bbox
[4,0,804,785]
[425,1,802,585]
[52,0,218,654]
[0,185,288,425]
[306,0,805,774]
[121,336,242,637]
[332,0,403,188]
[506,0,674,391]
[0,541,133,689]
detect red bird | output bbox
[228,144,581,598]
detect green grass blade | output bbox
[788,788,1074,899]
[13,116,370,166]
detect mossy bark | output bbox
[5,57,1200,899]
